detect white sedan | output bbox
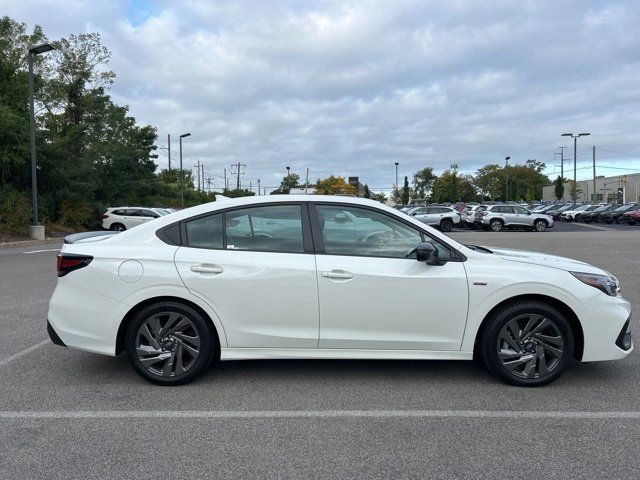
[48,195,632,386]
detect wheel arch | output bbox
[115,296,221,358]
[472,293,584,361]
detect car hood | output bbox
[483,247,605,274]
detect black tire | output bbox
[616,216,624,224]
[533,219,548,232]
[110,223,126,231]
[480,301,574,387]
[489,219,503,232]
[629,220,636,226]
[440,219,453,232]
[126,302,214,386]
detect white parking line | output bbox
[0,410,639,419]
[22,249,60,254]
[0,339,49,368]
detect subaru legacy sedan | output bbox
[48,196,632,386]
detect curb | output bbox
[0,238,63,250]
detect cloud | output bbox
[6,0,640,191]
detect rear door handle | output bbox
[321,271,353,280]
[191,264,224,274]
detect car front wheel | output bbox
[490,219,503,232]
[480,301,574,387]
[126,302,214,385]
[440,219,453,232]
[533,220,547,232]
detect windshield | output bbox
[615,204,633,212]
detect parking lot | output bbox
[1,223,639,479]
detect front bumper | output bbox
[580,295,633,362]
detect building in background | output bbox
[542,172,640,204]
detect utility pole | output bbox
[249,180,252,193]
[179,133,191,207]
[206,177,212,193]
[592,146,596,203]
[167,134,171,170]
[504,156,511,201]
[561,132,590,204]
[201,164,205,192]
[556,146,566,200]
[257,179,261,195]
[224,168,228,190]
[194,160,201,191]
[394,162,399,189]
[305,168,310,194]
[231,162,246,190]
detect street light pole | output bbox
[504,156,510,201]
[27,43,55,240]
[394,162,399,189]
[562,132,590,204]
[179,133,191,207]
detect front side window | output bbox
[315,205,423,258]
[514,206,529,214]
[226,205,304,253]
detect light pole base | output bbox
[29,225,45,240]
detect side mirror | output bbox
[415,242,441,265]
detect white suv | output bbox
[102,207,167,231]
[409,206,460,232]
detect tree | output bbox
[412,167,436,199]
[474,164,504,200]
[568,180,582,203]
[314,175,357,195]
[553,176,565,201]
[270,173,300,194]
[401,176,410,205]
[432,170,476,203]
[363,184,371,198]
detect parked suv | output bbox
[410,206,460,232]
[460,205,487,228]
[476,205,553,232]
[560,204,596,222]
[579,204,613,223]
[102,207,168,231]
[545,204,573,220]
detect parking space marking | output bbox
[22,249,60,254]
[0,339,49,368]
[1,410,639,420]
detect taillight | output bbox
[102,214,109,219]
[57,253,93,277]
[479,211,488,216]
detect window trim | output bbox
[308,202,465,261]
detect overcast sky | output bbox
[5,0,640,191]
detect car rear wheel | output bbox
[110,223,126,231]
[533,220,547,232]
[490,219,503,232]
[480,301,574,387]
[440,219,453,232]
[126,302,214,385]
[616,216,624,224]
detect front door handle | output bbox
[191,264,224,274]
[321,271,353,280]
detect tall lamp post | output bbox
[394,162,399,188]
[561,132,590,204]
[504,156,511,202]
[28,43,55,240]
[179,133,191,207]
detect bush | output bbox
[59,200,92,228]
[0,186,32,234]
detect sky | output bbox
[4,0,640,192]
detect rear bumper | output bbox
[47,320,66,347]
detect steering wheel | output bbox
[363,230,393,246]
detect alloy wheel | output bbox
[135,312,201,377]
[496,314,564,380]
[490,220,503,232]
[534,220,547,232]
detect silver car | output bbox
[476,205,554,232]
[410,206,460,232]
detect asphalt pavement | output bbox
[1,224,639,479]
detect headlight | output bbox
[571,271,620,297]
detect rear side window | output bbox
[226,205,304,253]
[185,214,223,249]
